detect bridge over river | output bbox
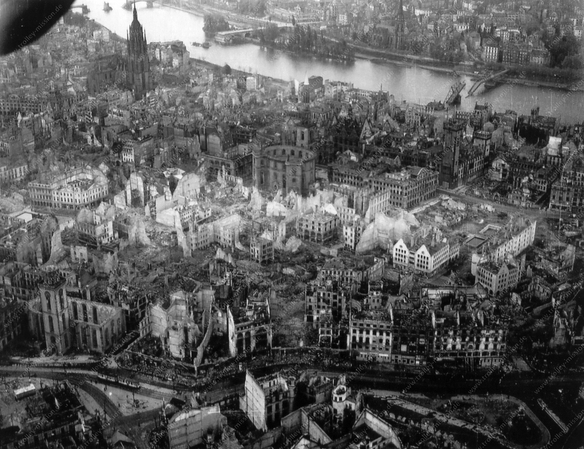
[467,69,509,96]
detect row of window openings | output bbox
[45,291,98,324]
[48,318,114,348]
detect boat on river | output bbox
[483,79,501,91]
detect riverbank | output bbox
[500,75,584,91]
[368,56,473,76]
[361,50,584,92]
[149,3,584,93]
[83,1,584,122]
[189,55,290,89]
[245,37,355,64]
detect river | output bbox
[81,0,584,123]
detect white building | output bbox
[28,167,109,210]
[246,76,257,91]
[168,405,227,449]
[484,219,536,264]
[240,371,295,431]
[393,232,460,274]
[476,261,520,295]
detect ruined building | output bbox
[349,308,507,369]
[249,236,274,265]
[0,296,26,351]
[283,385,400,449]
[471,218,537,274]
[550,153,584,215]
[240,370,296,431]
[35,272,72,355]
[305,279,350,327]
[205,143,254,185]
[29,271,125,355]
[0,382,99,449]
[168,405,228,449]
[318,257,385,288]
[227,290,272,357]
[148,290,202,360]
[109,282,149,332]
[296,211,340,245]
[86,54,126,95]
[189,214,241,252]
[76,202,116,248]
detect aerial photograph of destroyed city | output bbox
[1,0,584,447]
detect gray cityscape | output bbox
[0,0,583,448]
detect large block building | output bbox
[439,119,491,189]
[472,219,537,269]
[332,167,438,212]
[475,261,520,295]
[168,406,227,449]
[366,167,439,210]
[253,145,316,196]
[305,279,351,326]
[28,168,109,210]
[550,154,584,214]
[240,370,296,430]
[29,271,125,355]
[392,230,460,275]
[296,212,340,244]
[349,307,507,369]
[227,291,272,356]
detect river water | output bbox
[82,0,584,124]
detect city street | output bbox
[437,188,565,220]
[0,366,173,449]
[3,355,584,448]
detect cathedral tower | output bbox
[395,0,405,50]
[127,4,151,100]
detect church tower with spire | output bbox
[395,0,405,50]
[127,4,151,100]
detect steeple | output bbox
[127,2,151,100]
[395,0,405,50]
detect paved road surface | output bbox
[437,188,563,220]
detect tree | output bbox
[562,54,583,70]
[524,20,541,36]
[203,14,230,33]
[263,24,279,44]
[222,64,232,75]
